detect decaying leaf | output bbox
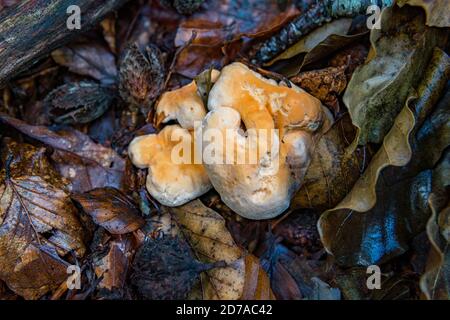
[0,114,126,193]
[318,50,450,266]
[397,0,450,27]
[130,235,224,300]
[93,234,136,292]
[420,190,450,299]
[344,5,447,145]
[169,200,245,300]
[241,254,275,300]
[0,140,86,299]
[292,115,363,211]
[266,18,353,66]
[52,43,117,85]
[45,81,115,125]
[174,0,299,78]
[72,187,144,234]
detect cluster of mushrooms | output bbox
[129,63,332,220]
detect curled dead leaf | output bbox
[52,43,117,85]
[72,187,145,234]
[0,114,126,193]
[0,140,86,299]
[344,5,448,145]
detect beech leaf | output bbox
[0,114,126,193]
[343,5,447,145]
[0,141,86,299]
[72,187,145,234]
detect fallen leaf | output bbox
[131,235,224,299]
[420,183,450,299]
[397,0,450,27]
[174,0,299,78]
[101,15,117,53]
[93,234,136,291]
[72,187,144,234]
[0,114,126,193]
[318,49,450,266]
[0,140,86,299]
[241,254,275,300]
[343,5,447,145]
[45,81,115,125]
[52,43,117,85]
[292,115,363,211]
[266,18,353,66]
[169,200,245,300]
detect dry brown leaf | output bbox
[397,0,450,27]
[241,254,275,300]
[0,114,126,193]
[420,192,450,300]
[174,0,299,78]
[292,115,363,211]
[169,200,245,300]
[72,187,144,234]
[93,235,135,291]
[0,140,86,299]
[52,43,117,84]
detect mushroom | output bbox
[156,70,220,130]
[201,62,331,219]
[129,125,211,206]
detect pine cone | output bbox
[118,43,165,113]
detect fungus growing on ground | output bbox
[129,63,331,219]
[202,62,331,219]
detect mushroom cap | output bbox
[202,62,327,219]
[129,125,211,206]
[156,70,220,130]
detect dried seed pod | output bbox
[130,236,225,300]
[118,43,165,113]
[45,81,115,125]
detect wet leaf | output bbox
[397,0,450,27]
[267,18,353,66]
[72,188,144,234]
[169,200,245,300]
[343,5,447,145]
[241,254,275,300]
[174,0,299,78]
[0,140,86,299]
[420,189,450,299]
[45,81,115,125]
[0,114,126,193]
[292,115,363,211]
[93,234,136,291]
[318,49,450,266]
[131,235,223,300]
[52,43,117,85]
